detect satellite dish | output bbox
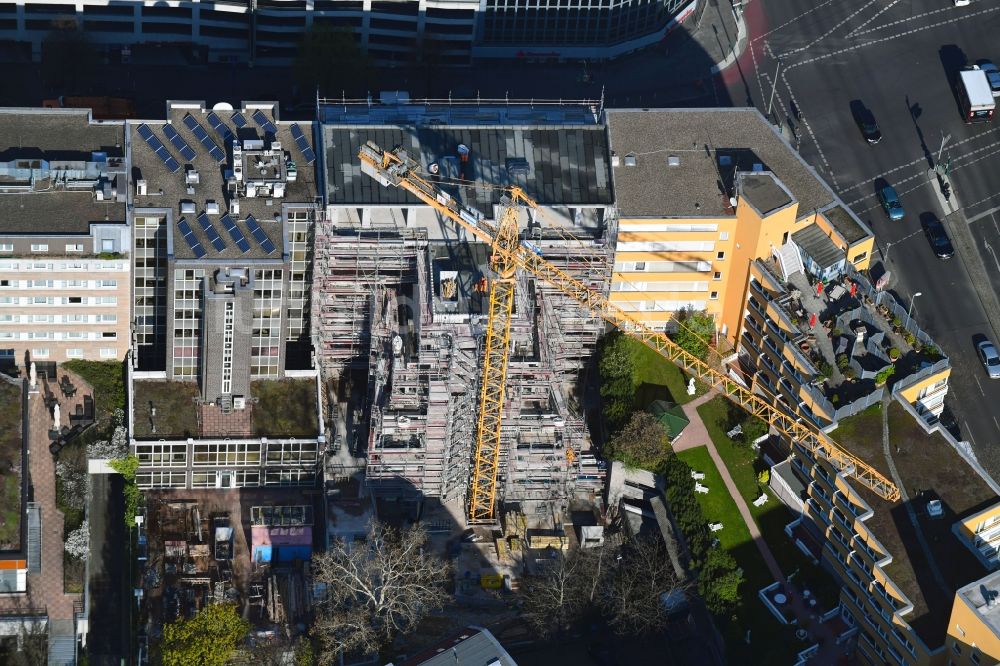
[212,102,235,111]
[729,197,738,208]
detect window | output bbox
[634,261,646,271]
[0,280,9,287]
[68,296,83,304]
[97,279,118,288]
[720,231,730,240]
[101,239,114,252]
[65,244,84,253]
[66,349,84,359]
[953,642,962,656]
[0,243,11,252]
[32,297,49,304]
[101,331,117,339]
[971,647,981,665]
[714,271,722,280]
[97,314,117,323]
[100,348,116,358]
[852,251,868,263]
[717,251,726,260]
[710,291,719,300]
[30,244,48,252]
[97,296,117,304]
[31,348,49,358]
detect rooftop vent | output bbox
[623,153,637,167]
[611,152,620,167]
[505,157,530,176]
[668,155,681,167]
[205,201,220,215]
[136,179,147,196]
[180,201,196,215]
[719,155,732,166]
[185,169,199,185]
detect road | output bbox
[724,0,1000,473]
[87,473,130,666]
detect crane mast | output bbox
[357,141,900,524]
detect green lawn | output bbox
[63,360,126,426]
[675,447,751,552]
[252,379,320,437]
[0,381,22,550]
[624,336,706,407]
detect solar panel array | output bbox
[289,124,316,165]
[197,212,226,252]
[162,124,196,162]
[137,124,181,173]
[221,213,251,253]
[206,112,234,147]
[182,114,226,162]
[177,217,206,258]
[253,109,278,135]
[232,112,248,128]
[245,215,276,254]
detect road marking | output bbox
[785,5,1000,70]
[748,39,767,113]
[780,69,836,186]
[752,0,840,44]
[976,375,987,397]
[784,0,880,55]
[984,240,1000,275]
[851,3,992,37]
[994,415,1000,432]
[847,0,904,37]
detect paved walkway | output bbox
[675,391,854,664]
[0,372,86,621]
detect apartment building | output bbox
[0,109,130,369]
[0,0,694,65]
[128,101,323,490]
[313,97,611,511]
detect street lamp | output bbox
[907,292,923,322]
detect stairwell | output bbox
[774,241,805,280]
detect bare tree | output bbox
[311,524,450,662]
[521,549,592,637]
[602,535,690,636]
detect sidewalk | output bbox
[675,391,853,664]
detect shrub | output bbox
[844,367,858,381]
[888,347,900,361]
[874,365,896,386]
[904,331,916,346]
[836,354,850,371]
[109,456,142,528]
[831,327,842,337]
[818,360,833,379]
[892,316,902,328]
[924,345,941,360]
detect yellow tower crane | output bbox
[358,141,900,524]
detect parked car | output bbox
[954,0,971,6]
[878,185,905,221]
[850,100,882,143]
[922,217,955,258]
[977,60,1000,97]
[978,340,1000,378]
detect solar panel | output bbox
[137,123,182,173]
[252,109,278,135]
[221,214,251,253]
[177,217,206,259]
[244,214,276,254]
[289,123,316,165]
[197,212,226,252]
[232,112,248,128]
[162,124,196,162]
[206,112,234,146]
[183,114,226,162]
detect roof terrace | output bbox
[832,402,998,647]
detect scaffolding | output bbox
[313,205,613,510]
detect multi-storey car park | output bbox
[0,108,131,369]
[0,0,695,65]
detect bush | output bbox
[904,331,916,346]
[874,365,896,386]
[62,360,125,422]
[888,347,900,361]
[892,316,902,328]
[836,354,850,371]
[818,360,833,379]
[109,456,142,528]
[671,309,716,361]
[844,367,858,381]
[924,345,941,360]
[604,412,671,472]
[598,331,636,434]
[699,548,744,615]
[831,328,842,338]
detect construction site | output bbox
[313,98,615,526]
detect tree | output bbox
[161,603,250,666]
[598,331,635,433]
[604,411,671,472]
[698,548,744,615]
[603,536,689,636]
[293,26,375,97]
[521,547,607,637]
[672,309,716,361]
[311,524,450,661]
[64,520,89,561]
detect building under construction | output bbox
[313,97,614,514]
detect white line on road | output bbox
[984,240,1000,275]
[851,3,990,37]
[965,202,1000,223]
[780,69,836,186]
[847,0,904,37]
[976,375,986,397]
[752,0,839,44]
[784,0,879,55]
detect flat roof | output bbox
[0,109,126,233]
[822,204,870,244]
[960,68,995,107]
[392,626,518,666]
[606,108,839,218]
[832,402,997,648]
[957,570,1000,640]
[792,224,843,268]
[323,123,613,213]
[740,172,793,215]
[129,102,317,261]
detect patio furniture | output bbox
[695,483,710,494]
[690,470,706,480]
[753,494,769,507]
[709,522,724,532]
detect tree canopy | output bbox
[161,603,250,666]
[597,330,636,434]
[604,411,671,472]
[671,309,716,361]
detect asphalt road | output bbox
[727,0,1000,471]
[86,473,130,666]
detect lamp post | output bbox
[907,292,923,324]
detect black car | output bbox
[850,100,882,144]
[923,218,955,259]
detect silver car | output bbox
[978,340,1000,378]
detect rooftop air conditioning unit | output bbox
[270,141,281,152]
[233,397,246,410]
[231,198,240,216]
[180,202,196,215]
[185,170,200,185]
[136,179,147,196]
[273,182,285,198]
[205,201,220,215]
[244,139,264,151]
